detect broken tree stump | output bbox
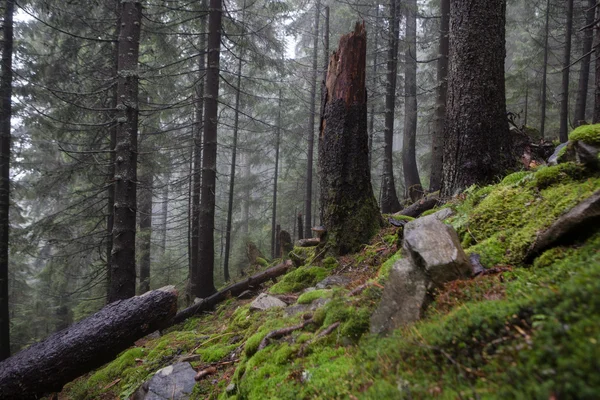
[0,286,178,400]
[319,22,382,255]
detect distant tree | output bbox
[559,0,574,143]
[402,0,422,202]
[429,0,449,193]
[574,0,595,127]
[0,0,14,361]
[380,0,401,213]
[108,0,142,302]
[441,0,511,196]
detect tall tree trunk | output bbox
[271,92,282,260]
[242,155,250,237]
[595,5,600,123]
[559,0,574,143]
[402,0,422,202]
[106,0,120,304]
[441,0,511,197]
[189,0,207,301]
[540,0,550,138]
[381,0,402,213]
[224,5,246,281]
[108,0,142,303]
[368,3,380,172]
[319,23,382,255]
[160,171,169,254]
[574,0,596,126]
[305,0,320,238]
[137,170,153,294]
[0,0,13,362]
[196,0,223,298]
[428,0,449,192]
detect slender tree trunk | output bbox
[540,0,550,138]
[108,0,142,303]
[305,0,320,238]
[524,79,528,126]
[368,4,380,171]
[0,0,13,362]
[160,172,169,254]
[595,6,600,123]
[381,0,402,213]
[323,6,329,83]
[574,0,596,126]
[429,0,449,192]
[106,0,120,304]
[196,0,223,298]
[559,0,574,143]
[441,0,511,197]
[189,0,207,301]
[297,213,303,240]
[224,2,246,281]
[242,156,250,236]
[137,170,152,294]
[402,0,422,202]
[319,23,382,255]
[271,92,282,260]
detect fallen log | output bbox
[297,238,320,247]
[171,260,293,326]
[0,286,178,400]
[393,194,439,218]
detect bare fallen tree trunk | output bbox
[393,194,440,218]
[0,286,178,400]
[171,260,293,325]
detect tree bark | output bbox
[594,6,600,123]
[441,0,511,197]
[0,0,14,362]
[541,0,550,137]
[319,23,382,255]
[224,4,246,282]
[305,0,320,238]
[108,0,142,303]
[271,92,282,260]
[381,0,402,213]
[137,170,153,294]
[429,0,449,192]
[0,287,178,400]
[368,3,379,172]
[559,0,574,143]
[189,0,207,301]
[402,0,423,202]
[574,0,596,127]
[171,261,293,325]
[196,0,223,298]
[297,212,303,240]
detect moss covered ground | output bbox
[59,162,600,399]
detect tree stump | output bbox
[319,22,382,255]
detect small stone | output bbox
[132,362,196,400]
[249,293,287,311]
[226,383,236,393]
[315,275,352,289]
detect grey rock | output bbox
[310,297,330,310]
[370,259,429,334]
[226,383,236,394]
[403,218,472,287]
[426,207,455,221]
[548,142,569,166]
[284,304,311,317]
[526,189,600,262]
[132,362,196,400]
[249,293,287,311]
[574,141,600,170]
[315,275,352,289]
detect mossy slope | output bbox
[60,163,600,400]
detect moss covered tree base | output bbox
[319,23,381,255]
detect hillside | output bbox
[59,130,600,399]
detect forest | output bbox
[0,0,600,398]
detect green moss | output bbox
[569,123,600,145]
[288,246,316,267]
[244,329,269,357]
[231,305,252,330]
[382,233,398,247]
[390,214,415,222]
[500,170,531,186]
[533,162,586,189]
[269,266,328,294]
[297,289,332,304]
[197,343,239,363]
[321,256,338,269]
[378,250,402,281]
[255,257,269,267]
